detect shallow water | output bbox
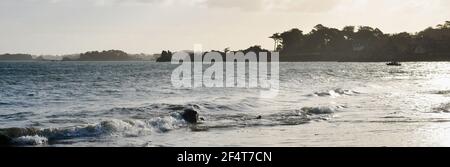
[1,61,450,147]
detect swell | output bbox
[308,88,360,97]
[0,112,35,121]
[0,113,187,146]
[0,104,343,146]
[193,106,339,131]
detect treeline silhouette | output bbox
[62,50,136,61]
[156,45,273,62]
[157,21,450,62]
[272,21,450,62]
[0,54,33,60]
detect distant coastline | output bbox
[0,54,33,61]
[0,50,158,62]
[2,21,450,62]
[2,51,449,62]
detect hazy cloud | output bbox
[29,0,343,12]
[1,0,449,55]
[133,0,343,12]
[22,0,448,14]
[202,0,342,12]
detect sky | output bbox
[0,0,449,55]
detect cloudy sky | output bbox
[0,0,449,55]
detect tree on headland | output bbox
[156,46,273,62]
[156,50,173,62]
[269,33,283,51]
[279,28,304,54]
[224,47,230,53]
[436,21,450,29]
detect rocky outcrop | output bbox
[181,109,199,124]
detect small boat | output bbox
[386,61,402,66]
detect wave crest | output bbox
[11,135,48,145]
[311,88,359,97]
[1,114,187,146]
[301,106,339,115]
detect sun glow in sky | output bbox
[0,0,449,55]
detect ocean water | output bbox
[1,61,450,147]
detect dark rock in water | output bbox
[0,133,12,146]
[182,109,199,124]
[256,115,262,119]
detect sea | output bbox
[1,61,450,147]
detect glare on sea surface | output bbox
[415,122,450,147]
[414,62,450,146]
[421,62,450,90]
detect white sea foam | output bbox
[11,135,48,145]
[78,115,187,137]
[311,88,359,97]
[2,114,188,145]
[147,115,187,133]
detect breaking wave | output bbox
[190,105,343,131]
[1,113,187,146]
[44,102,244,121]
[309,88,360,97]
[433,103,450,113]
[11,135,48,145]
[301,106,342,115]
[107,102,251,115]
[0,102,344,146]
